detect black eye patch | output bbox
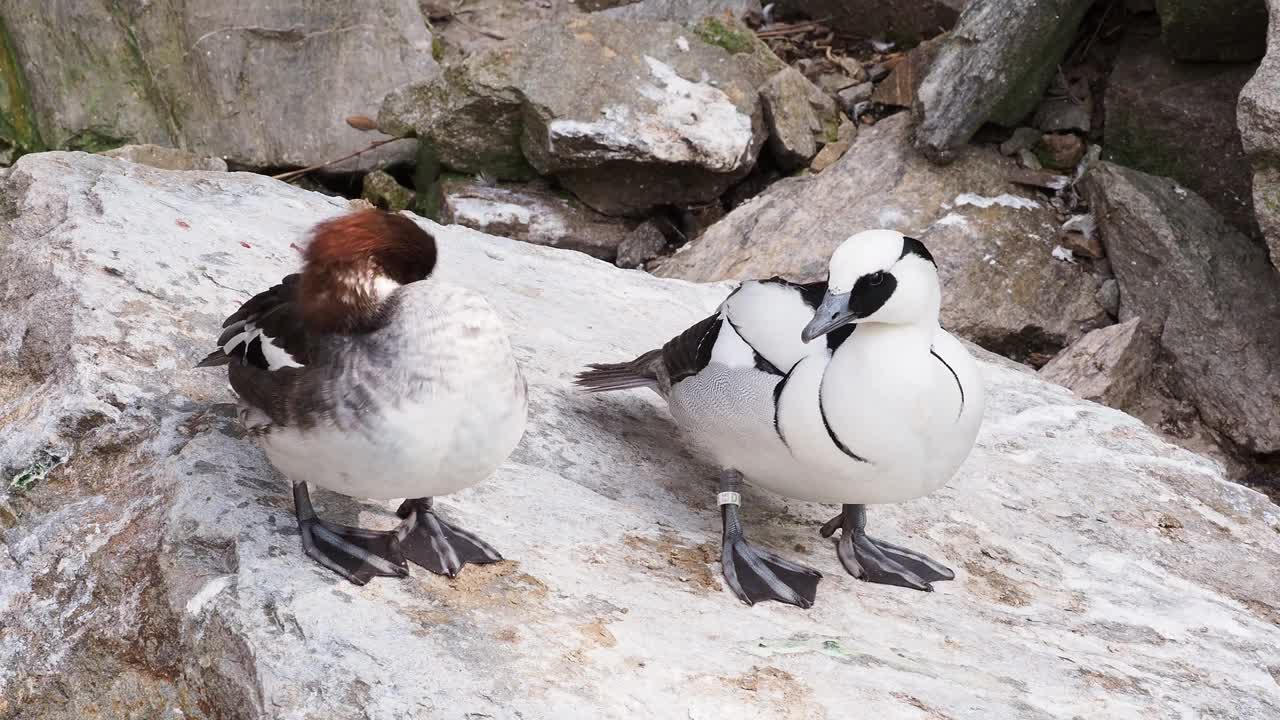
[848,271,897,319]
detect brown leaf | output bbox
[345,115,379,132]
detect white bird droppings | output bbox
[954,193,1042,210]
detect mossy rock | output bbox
[362,170,416,212]
[0,16,44,159]
[693,17,754,54]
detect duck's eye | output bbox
[868,271,885,286]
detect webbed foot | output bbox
[821,504,954,591]
[395,498,503,577]
[294,482,408,586]
[717,469,821,608]
[722,533,822,608]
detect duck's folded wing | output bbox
[719,278,847,374]
[197,273,310,370]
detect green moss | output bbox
[104,0,181,139]
[1261,183,1280,216]
[694,17,754,55]
[0,16,45,159]
[432,36,445,63]
[822,117,840,145]
[64,128,129,153]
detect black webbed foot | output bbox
[722,533,822,608]
[298,516,409,586]
[717,469,821,608]
[821,504,954,591]
[395,498,503,577]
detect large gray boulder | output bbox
[2,152,1280,718]
[0,1,437,170]
[1104,38,1258,237]
[913,0,1095,164]
[1238,0,1280,270]
[657,113,1108,363]
[1039,317,1154,412]
[379,16,766,215]
[1084,162,1280,455]
[438,178,636,261]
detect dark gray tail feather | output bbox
[574,349,663,393]
[196,349,232,368]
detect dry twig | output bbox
[272,137,401,182]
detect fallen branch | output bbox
[271,137,401,182]
[754,21,825,38]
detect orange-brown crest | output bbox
[298,209,437,334]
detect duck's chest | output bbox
[779,326,952,471]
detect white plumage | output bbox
[579,229,984,605]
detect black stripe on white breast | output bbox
[931,348,965,418]
[662,313,722,384]
[772,362,798,449]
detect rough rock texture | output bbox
[593,0,762,21]
[1084,162,1280,454]
[438,178,633,260]
[1035,133,1085,171]
[658,114,1107,361]
[362,170,416,212]
[99,144,228,172]
[3,152,1280,720]
[771,0,962,45]
[1040,318,1154,410]
[1238,0,1280,269]
[0,1,437,171]
[914,0,1094,163]
[870,36,943,108]
[809,117,857,172]
[1105,38,1259,237]
[615,220,670,268]
[1154,0,1268,62]
[759,68,840,170]
[380,16,766,215]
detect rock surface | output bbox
[1040,318,1154,410]
[1084,162,1280,455]
[438,178,634,260]
[870,36,943,109]
[380,16,765,215]
[1105,38,1259,237]
[3,152,1280,719]
[760,67,840,170]
[658,113,1107,361]
[808,117,857,172]
[0,1,436,171]
[99,144,228,172]
[1154,0,1268,62]
[914,0,1094,163]
[593,0,761,21]
[1238,0,1280,269]
[615,219,671,268]
[362,170,416,212]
